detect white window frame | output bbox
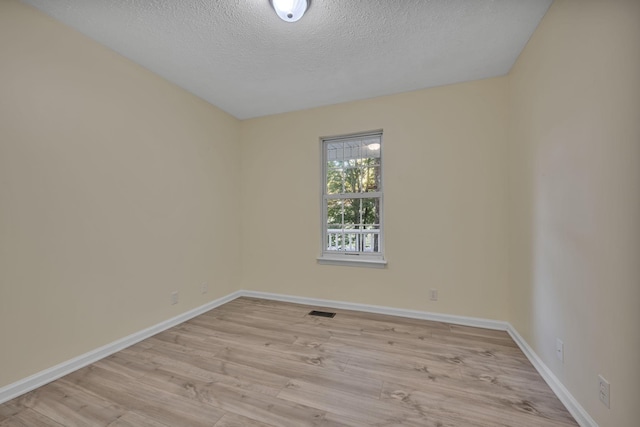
[318,130,386,267]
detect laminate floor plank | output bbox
[277,379,433,427]
[177,321,296,348]
[61,365,225,427]
[328,330,531,374]
[0,408,63,427]
[186,317,301,346]
[133,340,293,396]
[213,346,383,399]
[457,366,571,403]
[428,330,521,351]
[92,352,155,381]
[204,312,335,343]
[218,339,350,372]
[0,297,577,426]
[322,336,534,374]
[206,299,310,320]
[191,382,326,427]
[242,345,382,397]
[381,381,577,427]
[448,324,515,339]
[0,401,21,422]
[16,381,124,427]
[147,329,225,356]
[312,307,452,331]
[214,342,348,375]
[213,412,277,427]
[229,297,311,312]
[307,311,447,338]
[105,411,169,427]
[126,347,289,397]
[205,304,310,322]
[317,416,358,427]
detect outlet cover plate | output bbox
[598,375,610,408]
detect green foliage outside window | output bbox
[326,157,380,252]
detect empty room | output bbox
[0,0,638,426]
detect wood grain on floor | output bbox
[0,297,578,426]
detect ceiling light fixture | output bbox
[367,143,381,150]
[271,0,308,23]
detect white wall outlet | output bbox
[598,375,610,408]
[201,283,208,294]
[556,338,564,363]
[429,289,438,301]
[170,291,179,305]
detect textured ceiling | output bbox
[21,0,552,119]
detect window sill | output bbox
[317,255,387,268]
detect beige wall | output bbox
[508,0,640,425]
[0,1,241,387]
[241,78,510,321]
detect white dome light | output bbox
[271,0,308,23]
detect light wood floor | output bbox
[0,297,578,426]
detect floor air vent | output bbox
[308,310,336,318]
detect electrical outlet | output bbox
[556,338,564,363]
[598,375,610,408]
[429,289,438,301]
[170,291,179,305]
[201,283,208,294]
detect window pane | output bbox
[326,136,381,195]
[342,167,360,193]
[325,197,381,253]
[361,165,381,192]
[326,199,343,227]
[329,198,381,227]
[328,163,381,194]
[326,167,344,194]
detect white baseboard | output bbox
[0,290,243,405]
[0,289,597,427]
[240,290,509,330]
[506,325,597,427]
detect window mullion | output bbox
[325,192,382,200]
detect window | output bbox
[319,131,385,266]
